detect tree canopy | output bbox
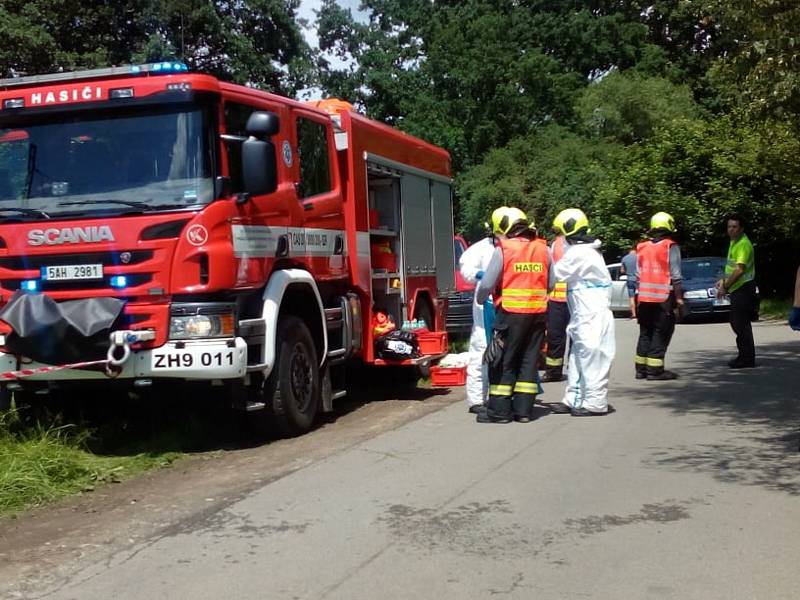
[0,0,313,94]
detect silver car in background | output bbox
[606,262,633,316]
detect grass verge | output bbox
[0,408,181,517]
[759,297,792,321]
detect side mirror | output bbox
[246,111,280,138]
[241,111,280,196]
[242,138,277,196]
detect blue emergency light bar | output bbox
[0,62,190,89]
[20,280,40,292]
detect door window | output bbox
[296,118,331,199]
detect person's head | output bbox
[553,208,589,239]
[649,211,676,236]
[726,214,745,240]
[494,206,529,238]
[629,245,637,254]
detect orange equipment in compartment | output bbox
[370,240,397,272]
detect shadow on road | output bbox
[617,339,800,495]
[7,370,452,458]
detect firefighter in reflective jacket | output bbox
[635,212,685,380]
[475,208,549,423]
[542,231,568,382]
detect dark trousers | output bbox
[729,281,756,363]
[487,310,547,420]
[545,301,569,376]
[636,299,675,375]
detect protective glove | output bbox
[789,306,800,331]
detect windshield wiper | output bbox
[56,200,197,212]
[0,207,51,219]
[57,199,152,210]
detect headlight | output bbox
[169,303,235,339]
[683,290,709,299]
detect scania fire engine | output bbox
[0,63,455,435]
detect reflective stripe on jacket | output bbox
[637,239,674,303]
[549,235,567,303]
[496,237,548,313]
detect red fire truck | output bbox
[0,62,455,435]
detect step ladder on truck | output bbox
[0,62,456,435]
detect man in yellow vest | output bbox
[717,214,757,368]
[635,212,684,380]
[475,208,549,423]
[542,225,568,383]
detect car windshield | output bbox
[682,258,725,280]
[0,102,214,218]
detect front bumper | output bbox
[0,337,247,381]
[684,298,730,315]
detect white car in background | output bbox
[606,262,633,316]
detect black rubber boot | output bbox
[647,369,678,380]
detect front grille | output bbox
[0,250,153,270]
[2,273,153,291]
[0,249,159,296]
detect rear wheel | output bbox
[248,316,320,438]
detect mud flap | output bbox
[0,291,125,364]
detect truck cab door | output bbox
[290,110,346,277]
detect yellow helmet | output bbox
[553,208,589,237]
[490,206,510,234]
[493,206,529,235]
[650,211,676,232]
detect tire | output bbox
[249,316,320,438]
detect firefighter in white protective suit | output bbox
[548,209,615,416]
[458,207,509,413]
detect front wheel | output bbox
[249,316,320,438]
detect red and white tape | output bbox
[0,359,110,380]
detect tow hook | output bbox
[106,329,156,376]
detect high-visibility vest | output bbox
[637,239,674,303]
[549,235,567,303]
[496,237,548,314]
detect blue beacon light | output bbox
[110,275,128,289]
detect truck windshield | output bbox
[0,103,214,217]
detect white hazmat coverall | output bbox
[552,239,616,413]
[458,237,496,408]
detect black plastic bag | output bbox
[375,329,420,360]
[483,328,506,369]
[0,291,125,364]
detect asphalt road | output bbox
[2,318,799,599]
